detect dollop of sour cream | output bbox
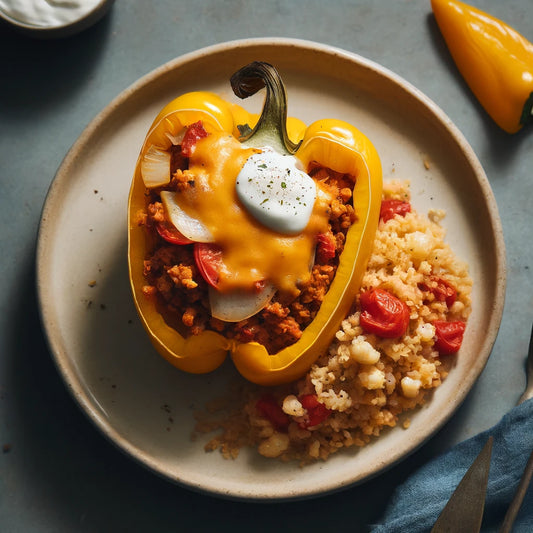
[0,0,102,27]
[235,147,317,235]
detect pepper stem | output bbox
[520,91,533,128]
[230,61,300,154]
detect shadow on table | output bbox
[0,9,113,117]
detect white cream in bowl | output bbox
[0,0,113,36]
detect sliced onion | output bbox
[209,282,276,322]
[165,128,185,146]
[140,145,171,188]
[160,191,214,243]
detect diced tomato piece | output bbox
[434,320,466,355]
[380,199,411,223]
[298,394,330,428]
[193,243,223,288]
[181,121,209,157]
[156,220,193,245]
[316,232,336,263]
[359,288,410,338]
[419,276,457,307]
[256,395,290,431]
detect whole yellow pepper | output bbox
[431,0,533,133]
[128,62,382,385]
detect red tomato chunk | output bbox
[193,243,224,288]
[434,320,465,355]
[298,394,331,428]
[180,121,209,157]
[419,276,457,307]
[316,232,336,263]
[380,199,411,223]
[359,288,410,338]
[256,395,290,431]
[156,220,193,245]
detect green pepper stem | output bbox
[230,61,300,154]
[520,91,533,128]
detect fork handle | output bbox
[517,325,533,405]
[499,448,533,533]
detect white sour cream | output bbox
[235,147,317,235]
[0,0,102,27]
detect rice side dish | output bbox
[194,179,472,463]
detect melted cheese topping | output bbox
[175,132,332,294]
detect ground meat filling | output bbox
[141,146,357,354]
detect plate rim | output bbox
[36,37,506,501]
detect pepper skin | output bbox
[431,0,533,133]
[128,92,237,374]
[232,117,382,385]
[128,69,382,384]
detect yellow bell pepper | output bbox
[128,62,382,385]
[431,0,533,133]
[232,118,382,385]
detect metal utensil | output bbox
[432,326,533,532]
[431,437,493,533]
[499,449,533,533]
[516,324,533,405]
[498,324,533,533]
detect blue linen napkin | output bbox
[371,399,533,532]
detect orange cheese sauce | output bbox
[177,132,332,294]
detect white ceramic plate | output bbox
[36,39,505,501]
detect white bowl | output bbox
[0,0,114,38]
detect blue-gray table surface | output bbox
[1,1,532,531]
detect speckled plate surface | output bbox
[36,38,505,501]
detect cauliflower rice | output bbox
[194,180,472,463]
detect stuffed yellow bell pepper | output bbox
[128,61,382,385]
[432,0,533,134]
